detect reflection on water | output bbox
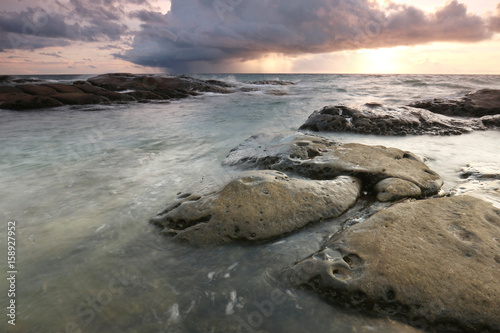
[0,74,499,332]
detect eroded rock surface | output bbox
[299,104,487,135]
[282,195,500,332]
[224,133,443,197]
[410,89,500,117]
[151,170,361,246]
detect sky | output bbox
[0,0,500,74]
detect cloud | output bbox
[39,52,63,58]
[0,0,154,51]
[120,0,493,72]
[490,2,500,32]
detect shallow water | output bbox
[1,74,499,333]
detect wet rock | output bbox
[410,89,500,117]
[480,114,500,128]
[249,80,296,85]
[16,84,57,96]
[0,94,64,110]
[151,170,362,247]
[125,90,165,101]
[1,74,236,110]
[299,104,485,135]
[266,89,288,96]
[373,178,422,202]
[224,133,443,197]
[43,83,84,94]
[87,73,233,97]
[282,195,500,332]
[460,162,500,180]
[50,93,111,105]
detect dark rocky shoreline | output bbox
[0,73,234,110]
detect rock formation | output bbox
[299,104,489,135]
[281,195,500,332]
[410,89,500,117]
[151,170,361,246]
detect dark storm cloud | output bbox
[0,0,153,51]
[120,0,494,72]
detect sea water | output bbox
[1,74,499,333]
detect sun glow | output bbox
[360,48,401,74]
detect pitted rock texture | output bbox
[373,178,422,202]
[224,133,443,197]
[410,89,500,118]
[151,170,361,247]
[299,104,487,135]
[281,195,500,332]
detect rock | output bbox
[480,114,500,128]
[281,195,500,332]
[410,89,500,117]
[96,91,136,102]
[43,83,83,94]
[72,82,108,94]
[299,104,486,135]
[249,80,296,85]
[460,163,500,180]
[0,86,23,95]
[16,84,57,96]
[50,93,111,105]
[151,170,362,247]
[0,94,64,110]
[224,133,443,197]
[374,178,422,202]
[87,73,233,97]
[125,90,165,101]
[266,89,288,96]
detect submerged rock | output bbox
[249,80,296,85]
[224,133,443,197]
[460,162,500,180]
[410,89,500,118]
[151,170,361,247]
[281,195,500,332]
[299,104,486,136]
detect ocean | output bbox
[1,74,499,333]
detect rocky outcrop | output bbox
[299,104,488,136]
[410,89,500,118]
[87,73,233,98]
[151,170,361,247]
[281,195,500,332]
[0,73,236,111]
[224,133,443,198]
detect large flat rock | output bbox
[410,89,500,118]
[299,104,487,136]
[282,195,500,332]
[151,170,361,247]
[224,133,443,197]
